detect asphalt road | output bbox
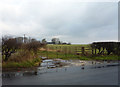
[2,64,119,85]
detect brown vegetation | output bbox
[2,36,46,69]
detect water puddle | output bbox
[2,58,119,78]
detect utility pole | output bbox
[29,37,31,43]
[24,34,25,43]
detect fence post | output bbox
[78,47,80,58]
[56,46,58,58]
[46,46,48,58]
[95,48,96,55]
[69,46,71,58]
[92,48,94,55]
[75,47,77,58]
[103,47,104,55]
[65,46,67,58]
[81,47,85,55]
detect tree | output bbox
[42,38,47,45]
[2,37,21,61]
[51,38,60,44]
[24,41,45,55]
[2,35,47,61]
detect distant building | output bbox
[16,37,23,43]
[62,42,67,45]
[24,37,29,43]
[47,42,53,44]
[51,38,60,44]
[31,38,36,42]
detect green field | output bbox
[47,44,108,54]
[2,44,119,69]
[38,44,119,60]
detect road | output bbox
[2,63,119,85]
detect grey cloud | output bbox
[0,0,118,44]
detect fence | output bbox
[39,45,109,59]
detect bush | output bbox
[22,41,46,54]
[7,50,34,62]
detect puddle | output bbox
[2,58,119,78]
[40,59,68,68]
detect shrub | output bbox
[8,50,33,62]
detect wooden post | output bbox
[81,47,85,55]
[69,46,71,54]
[69,47,71,58]
[64,46,66,57]
[103,47,105,55]
[46,46,48,58]
[95,48,96,55]
[92,48,94,55]
[56,46,58,58]
[75,47,77,58]
[78,47,80,58]
[98,48,101,54]
[65,46,67,58]
[60,46,61,52]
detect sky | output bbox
[0,0,118,44]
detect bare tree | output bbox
[51,38,60,44]
[42,38,47,45]
[24,41,45,55]
[2,36,21,61]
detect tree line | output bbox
[91,42,120,55]
[2,36,46,62]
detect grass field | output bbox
[38,44,119,60]
[47,44,108,54]
[2,44,119,69]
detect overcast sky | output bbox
[0,0,118,44]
